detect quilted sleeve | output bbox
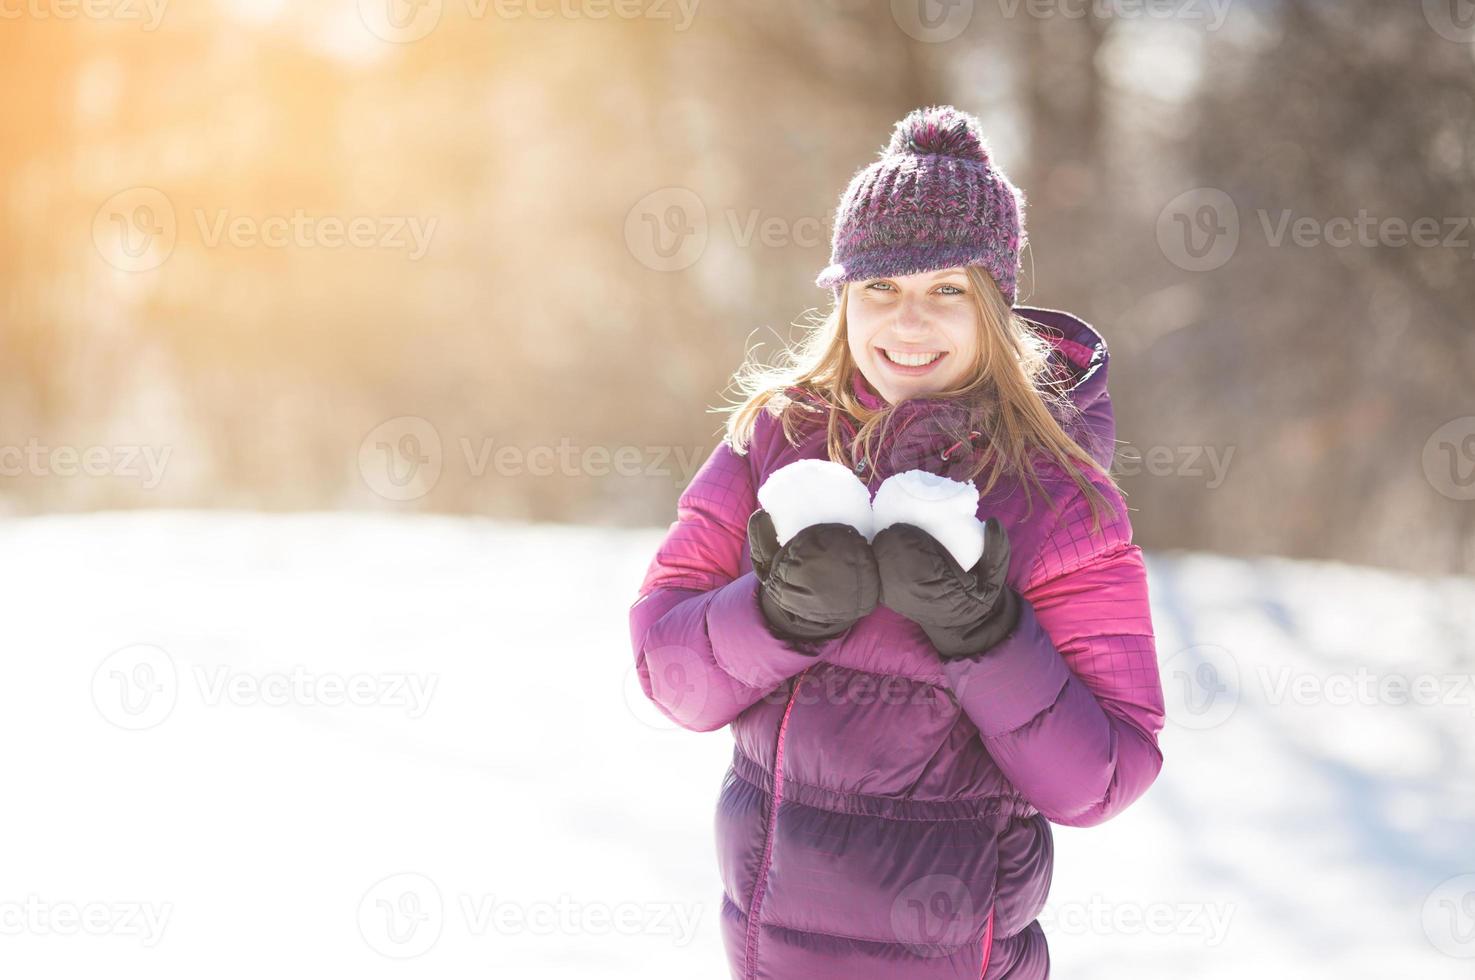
[939,476,1166,827]
[629,418,846,733]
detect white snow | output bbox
[1,511,1472,978]
[756,462,986,569]
[756,459,875,544]
[872,469,987,570]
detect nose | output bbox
[891,294,929,336]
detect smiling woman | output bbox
[633,104,1166,980]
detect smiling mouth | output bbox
[880,348,946,367]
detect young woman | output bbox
[629,104,1166,979]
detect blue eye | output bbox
[864,281,893,291]
[937,284,964,295]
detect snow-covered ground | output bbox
[1,511,1472,978]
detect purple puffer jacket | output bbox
[629,307,1165,979]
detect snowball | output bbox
[756,459,875,545]
[872,469,987,570]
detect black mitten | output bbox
[747,509,880,642]
[871,517,1021,659]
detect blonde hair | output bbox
[715,266,1118,533]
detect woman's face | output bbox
[845,266,981,405]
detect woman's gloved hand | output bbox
[747,508,880,642]
[871,516,1021,659]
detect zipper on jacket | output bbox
[978,906,994,978]
[743,664,812,979]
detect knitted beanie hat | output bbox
[815,104,1027,306]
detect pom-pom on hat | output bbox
[815,104,1027,306]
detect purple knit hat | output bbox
[815,104,1027,306]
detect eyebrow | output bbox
[930,269,965,278]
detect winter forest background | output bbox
[3,1,1475,978]
[3,0,1473,572]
